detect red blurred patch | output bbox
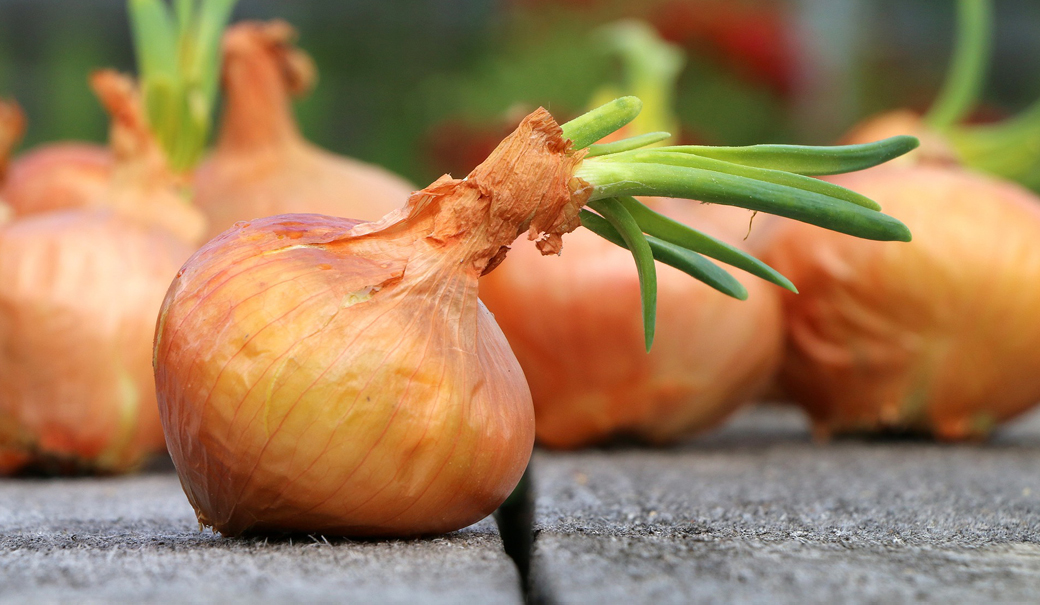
[652,0,796,96]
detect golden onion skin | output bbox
[193,21,414,241]
[766,164,1040,440]
[480,199,783,448]
[0,210,191,473]
[154,109,586,537]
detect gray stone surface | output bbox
[6,404,1040,604]
[531,404,1040,604]
[0,473,522,604]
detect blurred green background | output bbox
[1,0,1039,185]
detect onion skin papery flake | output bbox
[480,198,783,448]
[766,164,1040,440]
[153,108,587,537]
[193,20,415,241]
[0,210,190,474]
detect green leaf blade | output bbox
[579,210,748,300]
[586,132,671,158]
[580,162,912,242]
[128,0,179,84]
[667,136,920,176]
[607,149,883,211]
[614,196,796,293]
[561,96,643,150]
[585,199,658,351]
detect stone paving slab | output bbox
[531,405,1040,604]
[0,473,522,605]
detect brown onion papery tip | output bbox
[0,99,27,182]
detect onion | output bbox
[0,0,237,475]
[764,129,1040,440]
[193,20,415,240]
[480,198,782,447]
[154,115,570,536]
[0,79,111,219]
[0,75,201,473]
[761,0,1040,440]
[155,97,914,536]
[0,210,192,474]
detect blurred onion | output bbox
[765,116,1040,439]
[193,20,414,240]
[0,72,205,474]
[481,198,782,447]
[0,99,26,185]
[0,210,191,473]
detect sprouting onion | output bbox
[0,2,237,476]
[154,96,914,537]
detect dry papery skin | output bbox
[193,20,415,241]
[481,198,782,448]
[155,108,584,537]
[0,210,191,474]
[89,70,207,245]
[766,163,1040,440]
[0,99,26,184]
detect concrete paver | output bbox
[0,473,522,604]
[531,405,1040,604]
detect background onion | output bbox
[0,99,26,184]
[193,20,415,240]
[0,82,113,219]
[765,158,1040,440]
[480,198,782,448]
[0,210,192,474]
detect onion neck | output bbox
[347,108,590,277]
[216,23,310,153]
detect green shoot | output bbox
[587,198,658,351]
[128,0,237,172]
[925,0,993,130]
[561,97,917,350]
[664,137,919,176]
